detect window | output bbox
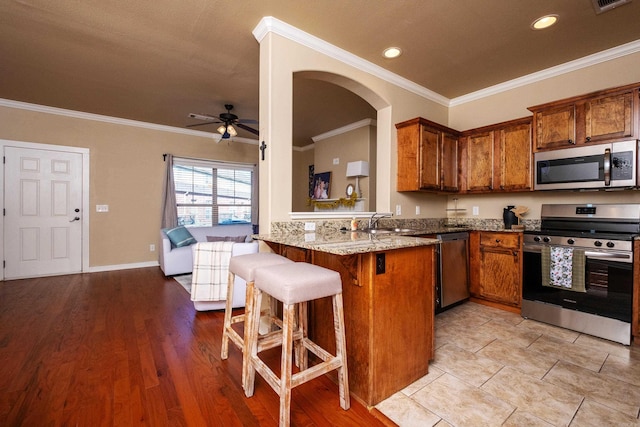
[173,157,255,226]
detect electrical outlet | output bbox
[415,205,421,215]
[473,206,479,216]
[304,222,316,231]
[376,253,385,275]
[149,244,155,252]
[395,204,402,216]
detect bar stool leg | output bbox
[333,292,350,410]
[279,302,295,427]
[220,271,236,360]
[241,278,256,390]
[244,285,262,396]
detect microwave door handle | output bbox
[604,148,611,186]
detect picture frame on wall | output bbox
[312,172,331,199]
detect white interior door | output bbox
[4,146,83,279]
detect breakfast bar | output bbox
[253,230,440,407]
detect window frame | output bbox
[173,157,256,227]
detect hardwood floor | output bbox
[0,268,391,426]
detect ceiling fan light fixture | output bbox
[531,14,559,30]
[217,124,237,139]
[382,47,402,59]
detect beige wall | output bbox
[292,148,314,212]
[258,32,450,228]
[0,105,257,268]
[446,51,640,221]
[292,124,376,212]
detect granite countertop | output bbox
[253,230,440,256]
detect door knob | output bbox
[70,216,80,222]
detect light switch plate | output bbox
[304,222,316,231]
[396,204,402,216]
[332,157,339,165]
[473,206,479,215]
[96,204,109,212]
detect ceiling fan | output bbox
[187,104,258,139]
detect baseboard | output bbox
[87,261,159,273]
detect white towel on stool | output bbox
[191,242,235,302]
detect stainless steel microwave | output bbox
[534,140,638,191]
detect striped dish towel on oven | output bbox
[541,246,586,292]
[191,241,235,302]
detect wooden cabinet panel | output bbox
[396,117,459,193]
[464,131,494,192]
[419,125,441,190]
[274,244,436,406]
[498,121,532,191]
[460,117,532,194]
[441,131,459,192]
[479,248,521,306]
[469,231,522,309]
[530,83,640,151]
[479,231,520,249]
[533,104,576,150]
[583,91,634,143]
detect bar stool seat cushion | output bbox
[255,262,342,305]
[229,252,293,282]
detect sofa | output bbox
[159,224,257,276]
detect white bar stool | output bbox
[244,262,350,427]
[221,252,293,386]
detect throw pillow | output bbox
[206,235,247,243]
[163,226,197,248]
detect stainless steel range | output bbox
[522,203,640,345]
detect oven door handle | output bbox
[584,251,632,262]
[604,148,611,186]
[524,245,633,263]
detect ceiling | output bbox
[2,0,640,144]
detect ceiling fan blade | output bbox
[186,121,221,128]
[237,118,259,124]
[236,122,259,135]
[188,113,221,121]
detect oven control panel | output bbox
[524,234,632,252]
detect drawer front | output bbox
[479,232,521,249]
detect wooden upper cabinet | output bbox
[418,125,441,190]
[532,104,576,150]
[463,131,494,192]
[529,84,639,151]
[583,91,634,143]
[396,117,459,192]
[441,131,459,192]
[498,120,532,191]
[460,117,532,193]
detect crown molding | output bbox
[0,98,259,145]
[312,118,377,143]
[450,38,640,106]
[253,16,449,107]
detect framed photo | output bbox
[311,172,331,199]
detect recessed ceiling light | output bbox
[383,47,402,59]
[531,14,559,30]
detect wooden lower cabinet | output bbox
[469,231,522,311]
[267,243,436,406]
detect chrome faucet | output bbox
[368,212,392,229]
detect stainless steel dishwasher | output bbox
[435,232,470,312]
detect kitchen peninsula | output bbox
[253,230,440,406]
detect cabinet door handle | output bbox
[568,139,575,145]
[586,136,591,142]
[495,239,501,243]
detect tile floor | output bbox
[376,301,640,426]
